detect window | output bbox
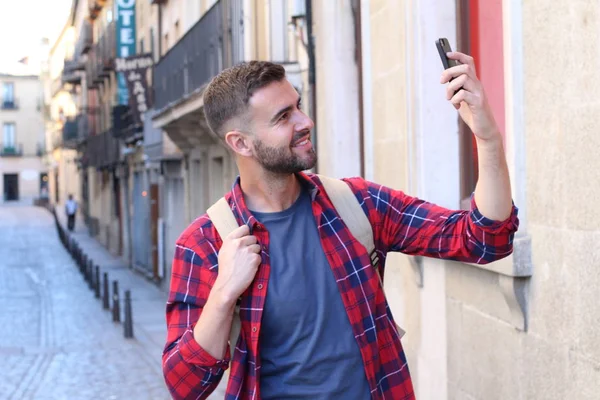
[3,123,15,148]
[209,156,224,204]
[2,82,15,106]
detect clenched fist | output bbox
[213,224,262,305]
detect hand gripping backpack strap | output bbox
[206,197,242,362]
[318,175,406,339]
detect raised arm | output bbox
[344,50,518,264]
[441,51,513,222]
[345,178,519,265]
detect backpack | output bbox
[206,175,405,360]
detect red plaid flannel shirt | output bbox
[162,172,519,399]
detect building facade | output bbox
[42,19,81,214]
[314,0,600,399]
[0,73,46,204]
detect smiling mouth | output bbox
[292,135,311,147]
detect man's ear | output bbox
[224,129,253,157]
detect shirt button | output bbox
[252,327,257,333]
[257,284,263,290]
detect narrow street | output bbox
[0,205,169,399]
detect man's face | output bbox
[246,79,316,174]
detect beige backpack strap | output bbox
[206,197,242,362]
[318,175,406,339]
[317,175,375,255]
[206,197,239,241]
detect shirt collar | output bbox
[228,171,320,230]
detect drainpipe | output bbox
[351,0,365,178]
[305,0,318,173]
[158,3,163,58]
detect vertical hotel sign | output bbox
[116,0,136,105]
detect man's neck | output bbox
[239,168,302,213]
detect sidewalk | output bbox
[54,208,227,398]
[55,209,168,378]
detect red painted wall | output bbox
[470,0,506,139]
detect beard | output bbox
[252,135,317,174]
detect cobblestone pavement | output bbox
[0,205,170,399]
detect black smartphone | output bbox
[436,37,462,96]
[435,37,460,70]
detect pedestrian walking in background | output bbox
[65,194,77,231]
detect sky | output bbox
[0,0,73,75]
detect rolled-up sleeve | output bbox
[345,178,520,264]
[162,242,229,400]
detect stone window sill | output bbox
[410,233,533,331]
[467,234,532,331]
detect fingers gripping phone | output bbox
[435,37,462,95]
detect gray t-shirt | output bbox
[252,186,371,400]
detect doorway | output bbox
[3,173,19,201]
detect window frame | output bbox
[2,122,16,148]
[2,82,15,105]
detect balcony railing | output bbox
[153,1,225,111]
[62,58,83,85]
[84,129,121,168]
[75,19,93,57]
[63,117,79,148]
[1,99,18,110]
[0,143,23,156]
[86,47,99,89]
[97,21,116,75]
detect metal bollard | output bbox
[112,280,120,323]
[95,267,101,298]
[102,273,110,310]
[79,250,84,271]
[77,246,83,270]
[87,260,94,290]
[124,290,134,338]
[83,255,89,280]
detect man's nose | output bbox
[295,110,314,132]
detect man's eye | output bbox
[280,113,289,121]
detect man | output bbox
[65,194,77,232]
[163,54,519,399]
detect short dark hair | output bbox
[203,61,286,138]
